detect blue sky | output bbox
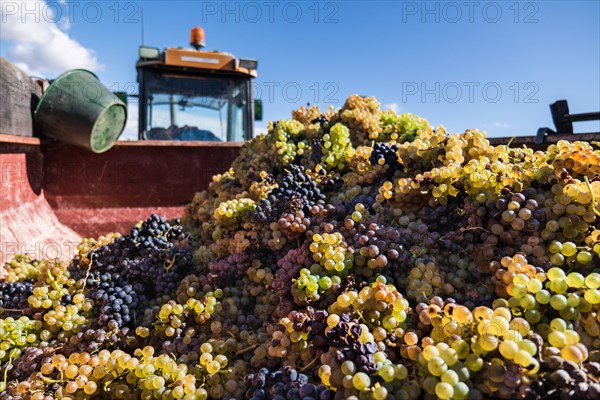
[1,0,599,138]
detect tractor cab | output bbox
[136,27,260,141]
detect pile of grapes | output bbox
[1,95,600,400]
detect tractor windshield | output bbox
[141,72,250,141]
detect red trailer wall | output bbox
[0,134,242,266]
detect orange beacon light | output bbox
[190,26,206,50]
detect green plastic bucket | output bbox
[34,69,127,153]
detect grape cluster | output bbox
[528,354,600,399]
[379,110,431,143]
[244,366,334,400]
[320,123,353,171]
[1,255,39,282]
[334,95,382,144]
[255,164,325,222]
[214,198,257,224]
[68,214,192,330]
[369,142,403,179]
[0,280,34,313]
[273,119,307,166]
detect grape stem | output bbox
[40,375,63,384]
[506,136,516,148]
[2,354,13,388]
[583,176,600,217]
[300,356,318,372]
[461,227,491,234]
[164,254,179,272]
[46,269,61,292]
[162,225,176,242]
[80,257,94,293]
[355,310,369,325]
[0,308,24,314]
[235,344,259,356]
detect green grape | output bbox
[566,293,580,308]
[206,360,221,374]
[440,348,459,366]
[547,267,566,281]
[422,345,440,361]
[318,276,332,290]
[524,309,542,324]
[378,364,395,382]
[453,382,470,400]
[548,240,563,254]
[514,350,533,367]
[550,318,567,332]
[561,242,577,256]
[451,339,470,359]
[564,329,580,345]
[585,273,600,289]
[479,334,499,352]
[427,357,448,376]
[440,370,459,385]
[550,253,565,266]
[566,272,585,288]
[499,340,519,359]
[548,331,567,348]
[535,290,551,305]
[514,273,529,286]
[512,284,528,298]
[352,372,370,390]
[518,340,537,356]
[584,288,600,304]
[526,278,543,293]
[395,364,408,380]
[435,382,454,400]
[550,294,568,310]
[372,386,388,400]
[519,294,537,309]
[549,279,569,294]
[422,376,438,395]
[465,354,483,371]
[576,251,593,264]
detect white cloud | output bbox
[0,0,103,77]
[385,102,401,113]
[494,122,511,129]
[58,18,72,31]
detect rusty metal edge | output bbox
[0,133,245,148]
[488,133,600,146]
[0,132,41,145]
